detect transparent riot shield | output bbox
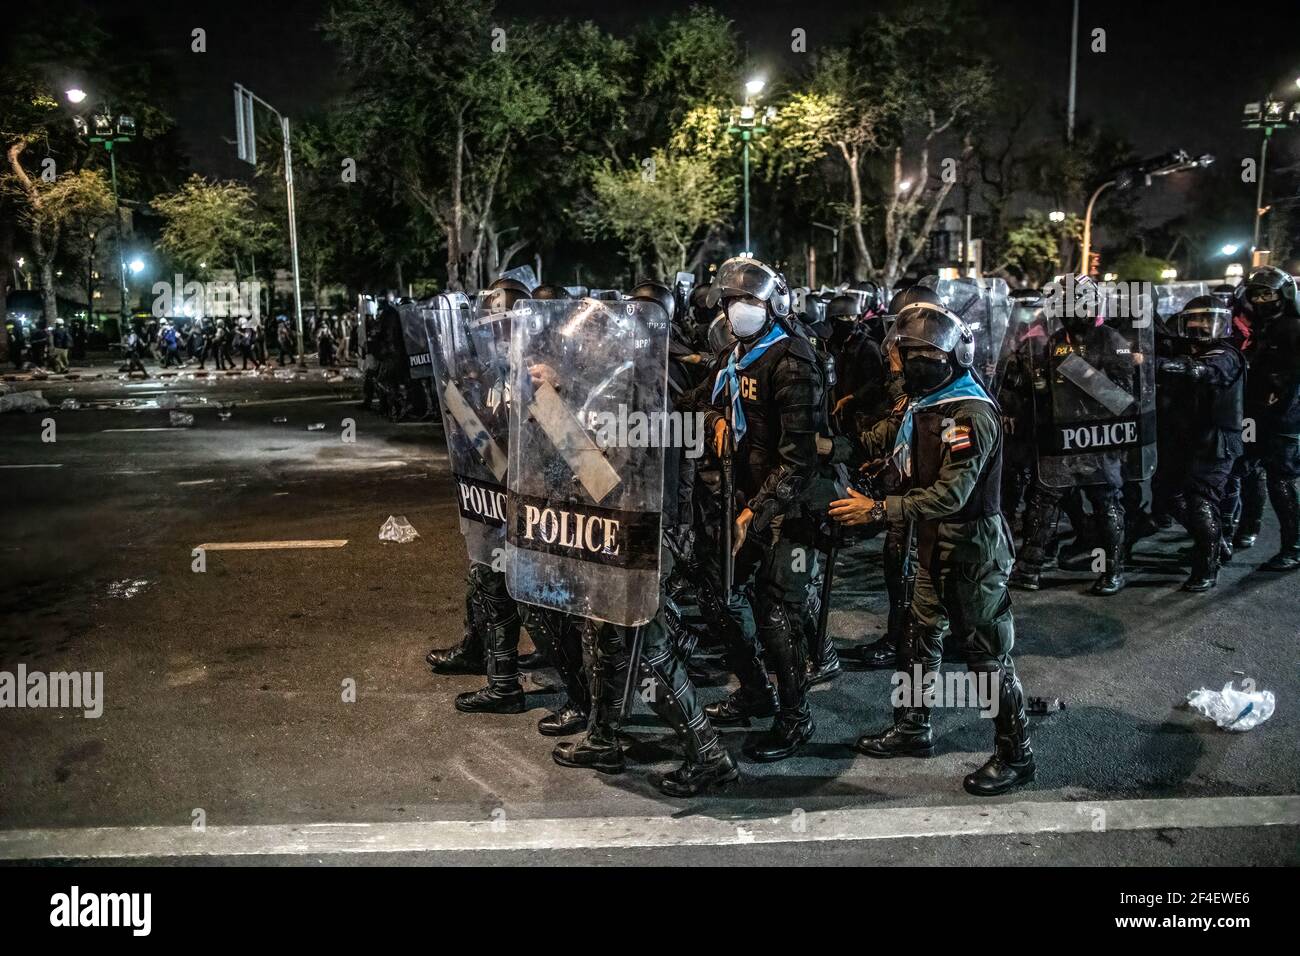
[1155,281,1209,320]
[428,295,513,566]
[499,264,538,292]
[919,275,1012,388]
[1031,313,1156,488]
[506,298,670,626]
[399,301,434,381]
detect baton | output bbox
[618,625,645,726]
[720,411,735,597]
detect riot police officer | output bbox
[681,256,829,762]
[1236,267,1300,572]
[827,302,1034,796]
[535,284,737,796]
[1009,275,1140,596]
[1152,296,1245,590]
[849,285,937,670]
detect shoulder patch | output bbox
[942,416,979,462]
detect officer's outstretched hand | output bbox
[733,507,753,555]
[832,394,854,416]
[829,488,881,526]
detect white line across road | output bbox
[0,796,1295,860]
[0,463,62,469]
[196,540,348,551]
[101,427,186,433]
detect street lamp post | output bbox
[1078,151,1214,274]
[1241,96,1298,263]
[728,78,774,256]
[69,91,135,332]
[234,83,307,369]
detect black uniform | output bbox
[1241,313,1300,568]
[1153,340,1245,586]
[1013,322,1135,593]
[680,323,828,759]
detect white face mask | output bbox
[727,300,768,338]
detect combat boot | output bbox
[806,627,842,686]
[853,633,898,669]
[855,708,934,758]
[1262,477,1300,572]
[454,612,525,714]
[1181,497,1221,592]
[1090,502,1127,596]
[964,669,1035,796]
[427,584,486,675]
[537,701,586,737]
[1234,470,1266,549]
[705,685,777,726]
[744,708,815,762]
[552,731,625,775]
[654,750,738,797]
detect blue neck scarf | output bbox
[892,369,994,476]
[711,324,788,447]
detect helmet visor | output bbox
[706,258,781,308]
[884,303,965,353]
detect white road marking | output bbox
[0,464,63,469]
[177,479,217,486]
[101,427,186,433]
[0,795,1294,860]
[196,540,348,551]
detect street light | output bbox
[745,78,765,97]
[727,81,775,255]
[233,82,307,368]
[129,258,145,275]
[1242,92,1300,260]
[1079,151,1214,274]
[1049,210,1066,223]
[898,179,913,192]
[68,89,136,332]
[1221,243,1241,256]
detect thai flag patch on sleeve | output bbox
[942,417,977,462]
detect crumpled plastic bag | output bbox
[0,390,51,413]
[169,410,195,428]
[379,515,419,543]
[1185,681,1275,731]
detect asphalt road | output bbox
[0,367,1296,865]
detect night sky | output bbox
[25,0,1300,228]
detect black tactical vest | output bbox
[911,403,1003,523]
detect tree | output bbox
[771,3,993,284]
[992,211,1080,287]
[587,147,736,277]
[152,175,272,280]
[4,118,114,322]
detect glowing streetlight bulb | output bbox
[66,88,87,104]
[745,78,765,96]
[129,258,145,275]
[898,180,913,192]
[1221,243,1240,256]
[1049,210,1066,223]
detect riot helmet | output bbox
[1172,295,1232,342]
[705,257,791,317]
[530,283,571,301]
[479,286,528,315]
[886,302,975,396]
[630,279,676,322]
[827,294,863,323]
[887,284,943,316]
[487,276,531,297]
[1241,266,1297,323]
